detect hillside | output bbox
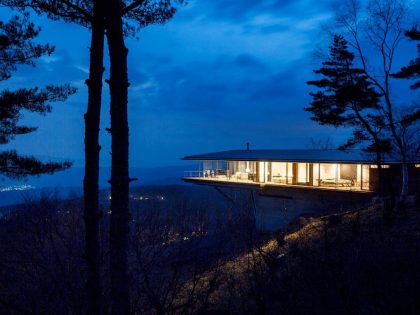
[186,201,420,315]
[1,190,419,314]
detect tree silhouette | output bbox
[393,27,420,126]
[104,2,132,313]
[0,14,74,180]
[333,0,418,199]
[393,27,420,90]
[103,2,182,313]
[306,35,389,155]
[1,1,182,313]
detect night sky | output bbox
[1,0,419,168]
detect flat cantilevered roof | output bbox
[182,149,401,164]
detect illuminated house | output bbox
[182,149,420,193]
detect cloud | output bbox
[127,51,312,119]
[5,0,418,168]
[189,0,335,32]
[234,54,268,70]
[203,0,326,22]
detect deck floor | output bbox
[183,176,370,192]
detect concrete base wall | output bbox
[254,186,372,231]
[370,165,420,195]
[186,178,375,232]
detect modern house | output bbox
[182,149,420,194]
[182,148,420,231]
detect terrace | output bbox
[183,160,371,191]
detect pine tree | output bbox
[306,35,390,156]
[393,27,420,90]
[103,2,180,313]
[0,14,74,180]
[84,2,105,313]
[393,27,420,125]
[307,35,394,195]
[334,0,419,200]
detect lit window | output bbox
[370,165,390,168]
[415,164,420,168]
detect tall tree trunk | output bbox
[105,0,131,313]
[383,94,410,201]
[83,1,105,314]
[83,0,105,315]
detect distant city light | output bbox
[129,194,166,201]
[0,184,35,193]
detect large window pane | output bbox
[230,161,256,181]
[362,165,370,190]
[297,163,309,184]
[271,162,287,183]
[318,163,359,188]
[319,163,338,187]
[258,162,269,182]
[313,163,320,186]
[286,163,294,184]
[338,164,357,187]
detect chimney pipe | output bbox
[246,142,250,151]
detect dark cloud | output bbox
[203,0,335,22]
[206,0,303,21]
[128,53,311,124]
[234,54,268,70]
[13,49,87,88]
[1,0,418,169]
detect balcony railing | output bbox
[183,170,368,190]
[183,170,204,178]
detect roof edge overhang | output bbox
[181,149,417,164]
[182,157,405,164]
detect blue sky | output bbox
[1,0,419,168]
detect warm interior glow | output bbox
[258,162,269,182]
[362,165,370,189]
[271,162,287,183]
[297,163,308,183]
[194,160,368,189]
[287,163,294,179]
[370,164,389,169]
[313,163,319,185]
[320,163,337,180]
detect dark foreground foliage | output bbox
[207,202,420,315]
[0,189,419,314]
[0,14,75,180]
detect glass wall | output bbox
[228,161,257,181]
[258,161,271,183]
[297,163,309,184]
[271,162,295,184]
[316,163,359,188]
[202,160,228,177]
[286,163,294,184]
[271,162,287,184]
[188,160,369,190]
[313,163,319,186]
[362,164,370,190]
